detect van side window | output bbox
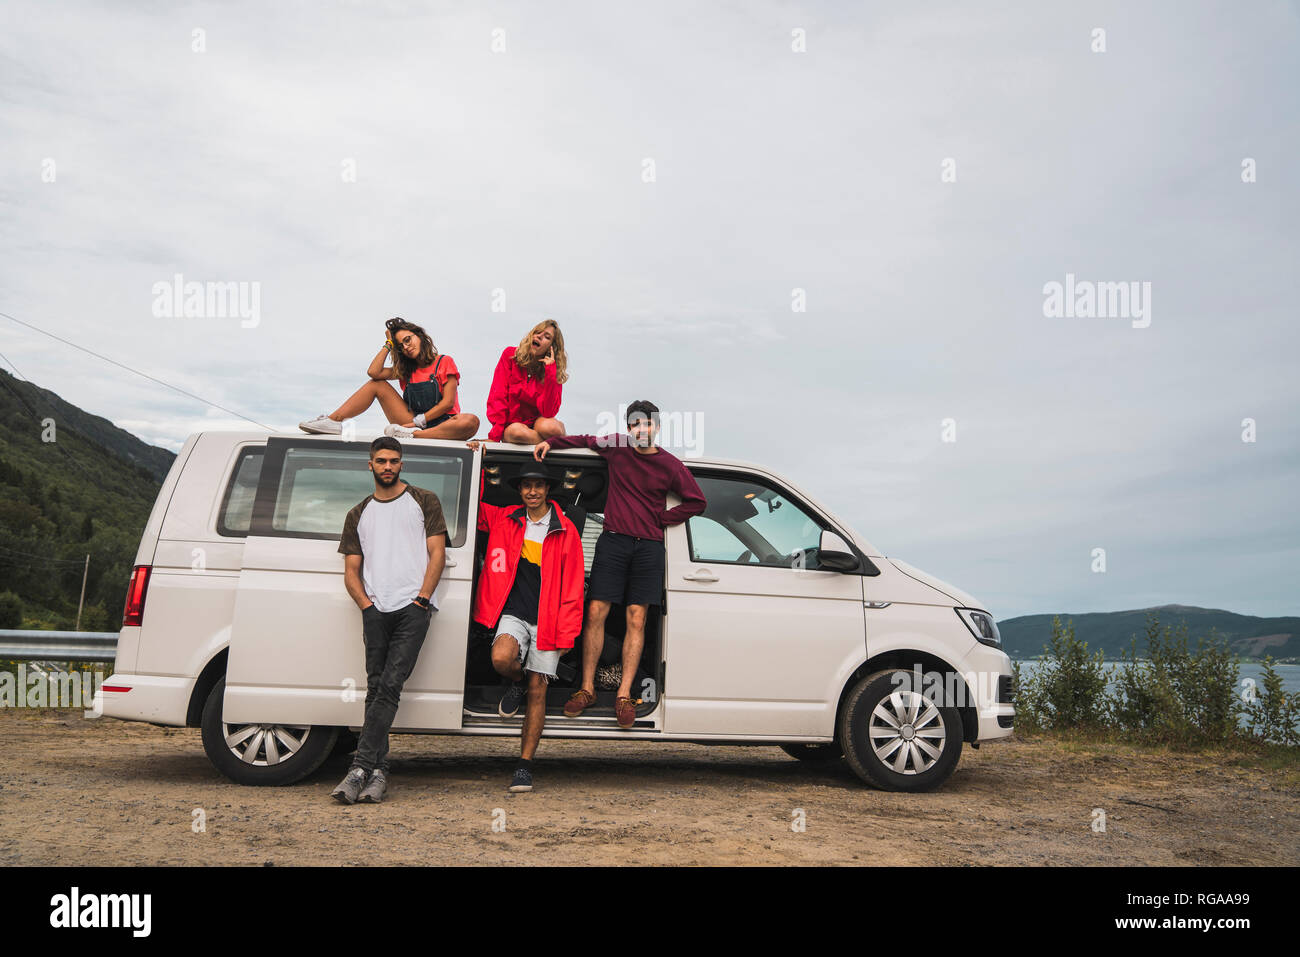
[686,474,827,569]
[216,449,264,537]
[266,445,469,546]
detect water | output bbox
[1012,659,1300,696]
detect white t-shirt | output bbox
[338,484,448,613]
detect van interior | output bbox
[461,449,663,727]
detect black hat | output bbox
[507,465,554,490]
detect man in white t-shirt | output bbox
[331,436,448,804]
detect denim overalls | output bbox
[403,355,450,427]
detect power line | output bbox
[0,309,274,430]
[0,544,91,564]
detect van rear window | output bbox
[261,444,469,546]
[216,449,264,536]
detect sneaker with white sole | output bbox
[508,767,533,792]
[331,766,369,804]
[300,414,342,434]
[358,768,388,803]
[384,424,419,439]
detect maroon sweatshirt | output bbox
[544,434,707,541]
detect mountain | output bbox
[0,367,172,630]
[998,605,1300,662]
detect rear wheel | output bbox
[200,676,339,786]
[839,669,963,792]
[780,741,843,762]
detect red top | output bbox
[472,487,585,651]
[485,346,562,441]
[399,355,461,414]
[544,434,707,541]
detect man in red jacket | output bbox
[472,461,585,792]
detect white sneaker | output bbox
[384,424,418,438]
[300,414,342,434]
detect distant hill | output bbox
[998,605,1300,662]
[0,368,174,483]
[0,368,172,630]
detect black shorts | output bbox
[587,530,665,608]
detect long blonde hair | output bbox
[513,319,569,384]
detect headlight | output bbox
[956,608,1001,648]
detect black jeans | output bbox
[353,602,431,774]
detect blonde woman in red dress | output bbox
[485,320,569,444]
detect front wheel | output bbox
[200,676,339,786]
[839,670,963,792]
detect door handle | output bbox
[863,600,891,609]
[682,569,719,583]
[444,558,457,568]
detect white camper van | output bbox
[98,431,1014,792]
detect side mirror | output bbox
[817,530,860,572]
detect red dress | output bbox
[485,346,562,441]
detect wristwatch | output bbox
[413,595,430,608]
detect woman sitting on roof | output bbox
[298,318,480,440]
[485,319,569,445]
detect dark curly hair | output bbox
[384,318,439,381]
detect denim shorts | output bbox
[494,613,560,679]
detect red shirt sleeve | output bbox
[545,433,606,455]
[485,348,514,442]
[662,459,707,527]
[437,355,460,388]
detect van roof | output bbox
[194,430,774,474]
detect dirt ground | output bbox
[1,708,1297,866]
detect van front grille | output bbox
[998,674,1015,704]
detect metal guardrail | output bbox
[0,629,118,663]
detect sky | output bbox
[1,1,1297,622]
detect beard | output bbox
[375,471,400,486]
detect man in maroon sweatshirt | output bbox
[534,399,706,728]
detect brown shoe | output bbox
[564,688,596,718]
[615,696,637,729]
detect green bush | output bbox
[1244,656,1300,747]
[1017,611,1297,749]
[1014,616,1110,731]
[1107,615,1241,744]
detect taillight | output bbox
[122,564,151,627]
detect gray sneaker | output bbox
[300,414,342,434]
[331,766,369,804]
[358,769,388,803]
